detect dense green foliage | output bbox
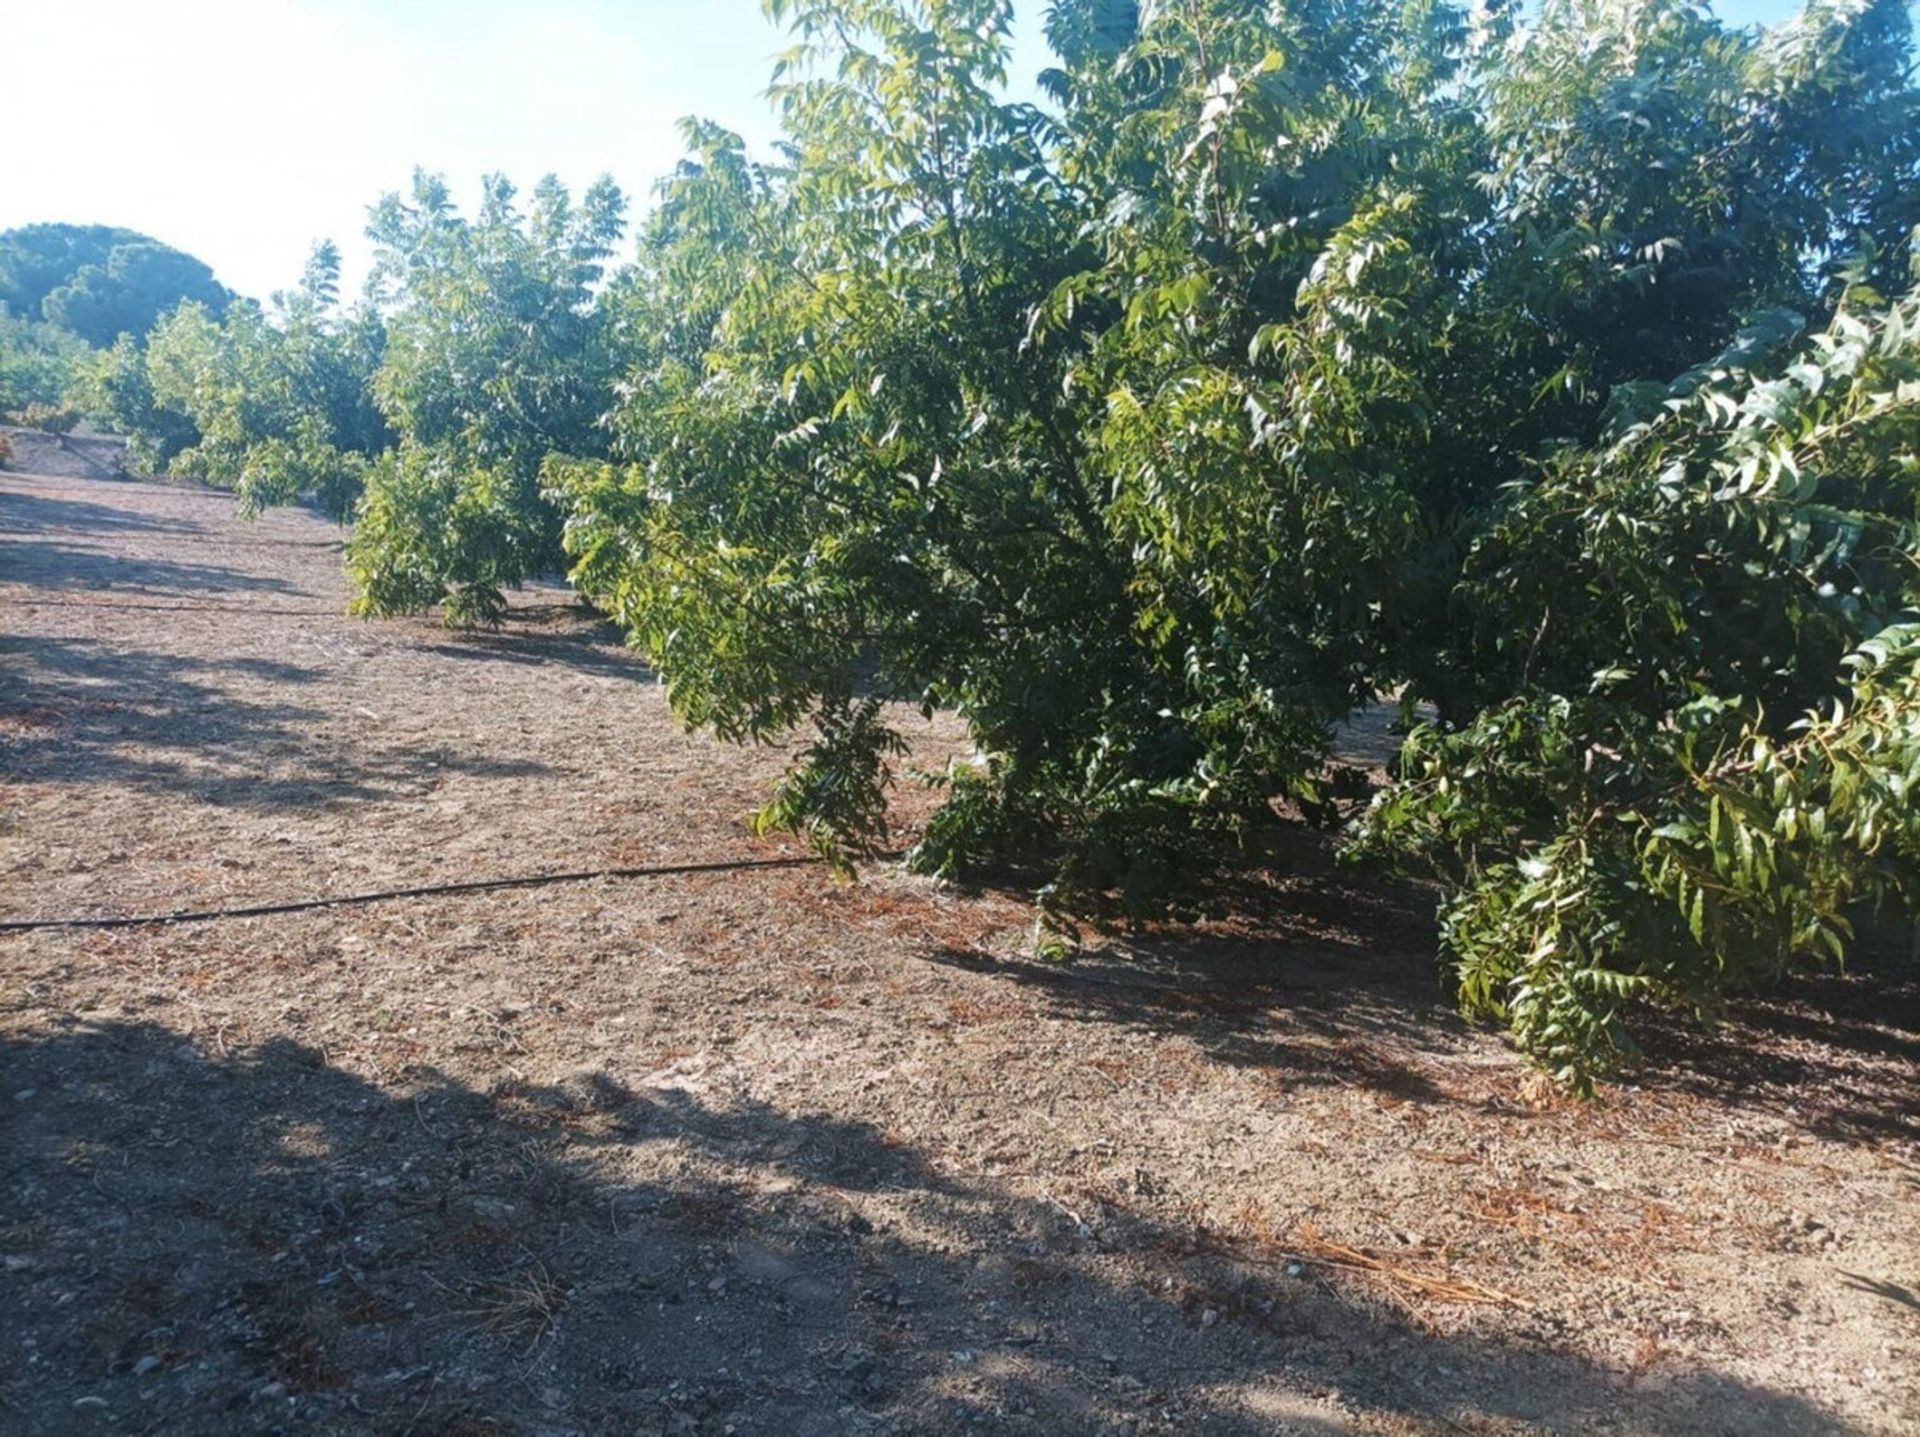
[547,0,1920,1082]
[43,242,231,348]
[76,244,389,515]
[0,306,89,419]
[49,0,1920,1087]
[0,222,229,345]
[72,334,200,472]
[0,224,147,316]
[1357,284,1920,1088]
[345,172,628,622]
[1,223,231,451]
[85,173,627,575]
[145,245,390,516]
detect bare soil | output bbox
[0,427,130,482]
[2,468,1917,1435]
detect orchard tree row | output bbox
[63,0,1920,1089]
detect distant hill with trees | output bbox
[0,222,229,346]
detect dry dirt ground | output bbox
[2,466,1917,1436]
[0,427,130,482]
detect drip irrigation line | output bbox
[15,598,344,616]
[0,532,347,549]
[14,599,594,619]
[0,854,828,933]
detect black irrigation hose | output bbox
[0,855,827,933]
[0,532,347,549]
[15,598,345,616]
[14,599,595,618]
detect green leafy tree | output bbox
[0,307,89,419]
[123,244,389,516]
[71,333,200,472]
[23,0,1902,1087]
[1364,0,1920,714]
[352,444,553,627]
[1360,274,1920,1089]
[0,224,147,316]
[346,171,627,624]
[39,238,230,346]
[553,0,1920,1081]
[555,1,1130,886]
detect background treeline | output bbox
[0,223,230,423]
[12,0,1920,1090]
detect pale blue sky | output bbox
[1,0,1819,302]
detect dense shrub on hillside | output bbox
[43,242,231,348]
[0,224,147,316]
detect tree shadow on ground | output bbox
[1628,938,1920,1144]
[923,939,1473,1106]
[0,488,205,538]
[0,1018,1851,1436]
[922,847,1481,1106]
[0,429,133,481]
[419,616,656,682]
[0,536,302,596]
[0,636,551,809]
[925,843,1920,1134]
[1841,1273,1920,1314]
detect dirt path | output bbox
[2,469,1916,1435]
